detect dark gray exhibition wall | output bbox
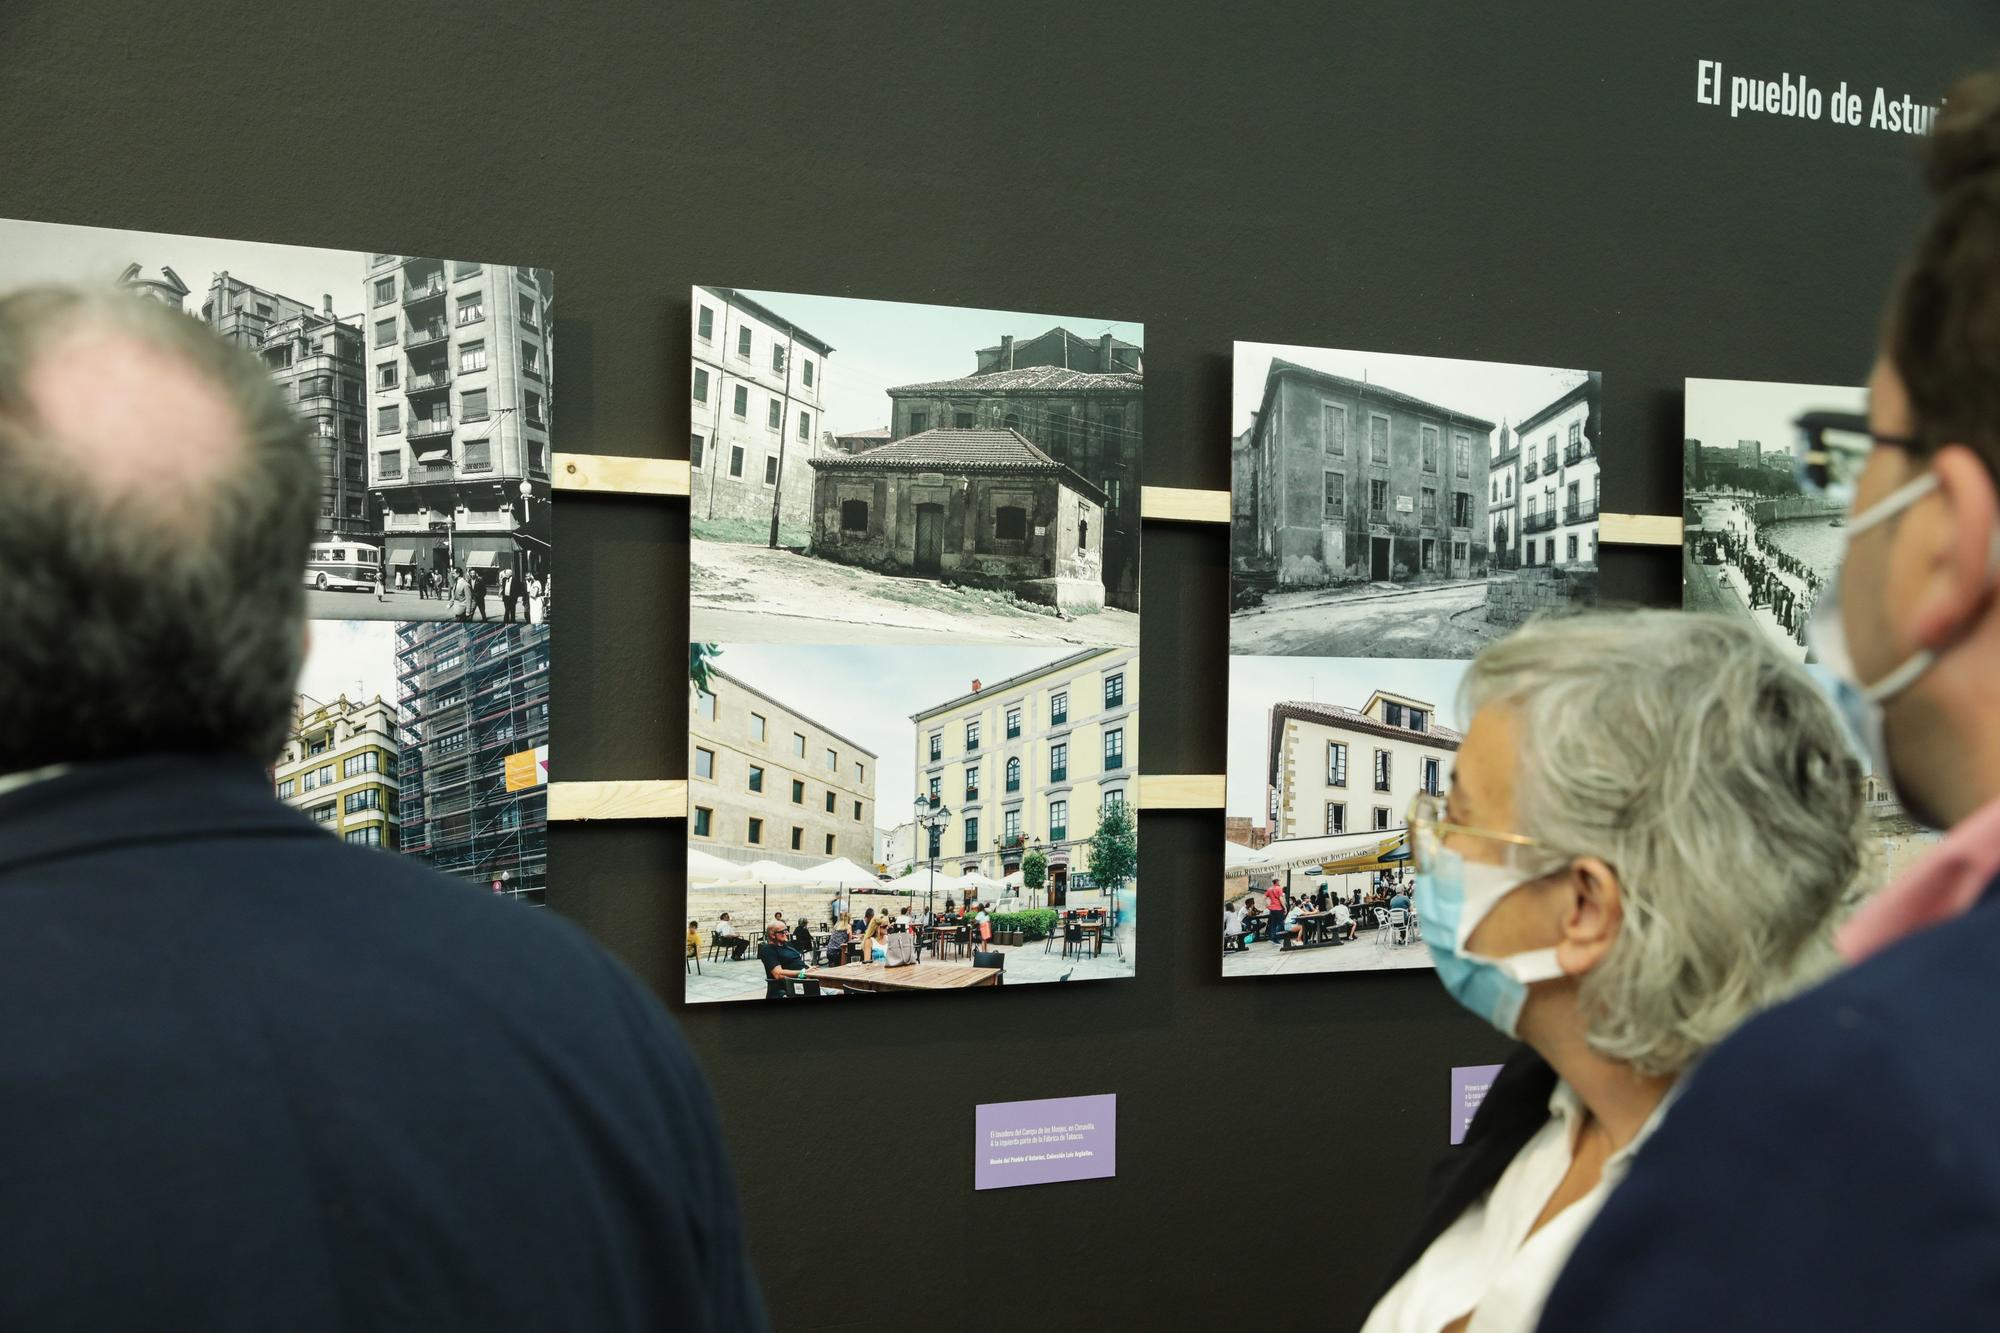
[4,4,1992,1329]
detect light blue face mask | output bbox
[1417,844,1567,1038]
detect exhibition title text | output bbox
[1695,60,1938,135]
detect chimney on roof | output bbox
[323,294,333,314]
[1097,333,1113,370]
[1000,335,1014,370]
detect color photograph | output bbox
[1231,341,1601,659]
[1222,654,1468,978]
[689,287,1141,647]
[686,640,1139,1001]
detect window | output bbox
[456,292,484,326]
[343,753,379,779]
[994,506,1027,541]
[1373,749,1391,792]
[694,806,713,836]
[793,733,806,757]
[966,721,981,752]
[929,733,942,762]
[694,747,714,779]
[855,761,864,783]
[1049,799,1068,840]
[966,765,980,800]
[521,342,540,377]
[1323,470,1345,519]
[461,388,489,422]
[1374,807,1392,831]
[824,834,836,855]
[1105,728,1125,769]
[748,765,764,793]
[1370,479,1387,513]
[1454,492,1473,526]
[767,398,782,431]
[311,803,337,824]
[1421,424,1440,473]
[460,341,486,373]
[928,775,941,805]
[344,788,381,814]
[728,446,744,478]
[771,343,786,374]
[1567,534,1579,562]
[964,817,979,854]
[1005,757,1020,792]
[1104,789,1127,816]
[825,791,836,813]
[1105,673,1124,708]
[790,779,805,804]
[518,293,537,327]
[748,817,763,844]
[697,305,714,341]
[732,385,749,418]
[1410,709,1427,732]
[276,779,295,799]
[1048,409,1071,456]
[854,800,862,820]
[1006,707,1021,738]
[764,457,778,485]
[463,439,491,472]
[826,747,838,772]
[1004,810,1022,842]
[909,410,929,435]
[1369,413,1390,464]
[345,827,385,848]
[378,449,403,480]
[1004,412,1022,432]
[377,404,400,434]
[1051,741,1067,780]
[1422,756,1442,795]
[802,357,814,387]
[376,362,398,390]
[736,325,752,359]
[1325,801,1347,834]
[374,318,395,348]
[953,410,975,429]
[373,277,396,305]
[1421,487,1437,520]
[695,687,716,720]
[1385,702,1405,728]
[691,433,705,468]
[1051,692,1068,725]
[1545,537,1555,564]
[751,713,767,741]
[1455,433,1472,478]
[1106,477,1123,510]
[791,827,803,851]
[1323,402,1347,456]
[840,499,868,532]
[1328,741,1348,786]
[798,410,811,441]
[693,367,709,402]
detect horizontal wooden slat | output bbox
[1140,485,1229,524]
[1136,773,1226,810]
[1599,512,1683,546]
[553,452,689,497]
[548,779,687,822]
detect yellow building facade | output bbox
[274,694,401,850]
[911,646,1137,895]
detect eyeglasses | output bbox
[1791,411,1922,506]
[1405,792,1546,872]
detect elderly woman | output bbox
[1362,610,1863,1333]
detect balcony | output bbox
[414,460,456,483]
[1006,726,1020,740]
[999,834,1026,851]
[1564,444,1591,466]
[1105,752,1124,770]
[407,367,452,395]
[966,739,980,755]
[1050,767,1067,783]
[964,787,979,802]
[1049,826,1067,842]
[406,323,449,351]
[1565,499,1599,524]
[1522,458,1540,481]
[1524,510,1558,534]
[409,416,455,441]
[1051,710,1067,727]
[402,276,447,307]
[1005,779,1020,794]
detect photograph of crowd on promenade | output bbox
[1231,341,1602,660]
[0,218,554,624]
[688,287,1141,647]
[277,621,551,902]
[1221,655,1468,977]
[1681,377,1863,656]
[686,641,1138,1001]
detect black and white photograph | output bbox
[1222,655,1466,978]
[686,640,1139,1002]
[689,287,1142,647]
[1681,376,1865,658]
[1230,341,1603,660]
[285,619,551,902]
[0,217,554,624]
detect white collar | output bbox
[1543,1077,1680,1175]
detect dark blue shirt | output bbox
[0,756,765,1331]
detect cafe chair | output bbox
[706,930,730,964]
[972,950,1004,985]
[1057,968,1074,983]
[685,939,701,976]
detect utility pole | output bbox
[767,323,799,549]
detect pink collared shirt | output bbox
[1837,795,2000,962]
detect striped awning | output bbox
[387,546,419,568]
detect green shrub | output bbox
[992,909,1058,942]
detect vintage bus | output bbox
[303,541,383,593]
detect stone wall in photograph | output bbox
[1484,566,1598,627]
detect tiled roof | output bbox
[812,428,1108,504]
[887,365,1144,395]
[1266,699,1462,784]
[1265,358,1498,431]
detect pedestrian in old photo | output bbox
[452,567,470,621]
[526,571,545,624]
[500,565,520,624]
[470,568,489,622]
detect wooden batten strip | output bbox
[1139,485,1230,524]
[548,779,687,822]
[1135,774,1226,810]
[1598,512,1683,546]
[553,452,690,497]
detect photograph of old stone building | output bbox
[1230,341,1601,660]
[688,286,1141,648]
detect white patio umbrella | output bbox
[687,846,744,885]
[1224,840,1267,872]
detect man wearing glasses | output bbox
[1543,73,2000,1332]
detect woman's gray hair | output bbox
[1462,610,1865,1077]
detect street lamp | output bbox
[912,794,952,917]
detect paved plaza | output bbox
[1231,580,1502,658]
[1221,924,1430,977]
[686,930,1135,1003]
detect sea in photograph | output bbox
[1759,514,1844,578]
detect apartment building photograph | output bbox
[688,285,1141,649]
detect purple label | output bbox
[975,1093,1116,1191]
[1451,1064,1505,1145]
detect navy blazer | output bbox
[0,755,765,1331]
[1541,876,2000,1330]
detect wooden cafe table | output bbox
[805,961,1001,993]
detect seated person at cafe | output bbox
[1334,900,1357,943]
[865,917,890,962]
[685,919,701,961]
[1241,898,1266,943]
[789,915,813,957]
[1281,900,1309,949]
[1361,611,1862,1332]
[1223,901,1245,950]
[822,918,850,966]
[1388,883,1411,912]
[756,924,816,1000]
[716,911,749,961]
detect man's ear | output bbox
[1556,857,1623,977]
[1909,445,2000,650]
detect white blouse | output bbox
[1362,1079,1676,1333]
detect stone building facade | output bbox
[1487,420,1520,570]
[1516,375,1601,570]
[689,286,831,534]
[1238,359,1494,588]
[808,428,1107,613]
[886,328,1142,611]
[1267,691,1460,841]
[689,668,878,870]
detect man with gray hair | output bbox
[0,289,766,1329]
